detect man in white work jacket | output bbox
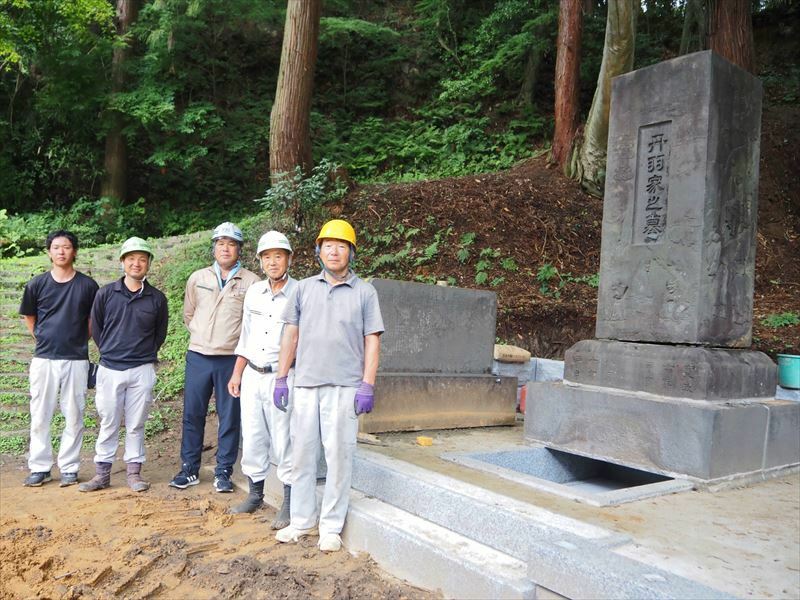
[227,231,296,528]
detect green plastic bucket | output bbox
[777,354,800,389]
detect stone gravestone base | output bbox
[565,339,776,400]
[360,279,516,433]
[525,381,800,481]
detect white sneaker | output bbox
[275,525,318,543]
[318,533,342,552]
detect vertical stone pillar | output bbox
[596,50,762,347]
[525,52,798,481]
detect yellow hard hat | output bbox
[316,219,356,249]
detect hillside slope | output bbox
[317,104,799,358]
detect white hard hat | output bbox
[212,222,244,243]
[256,231,292,256]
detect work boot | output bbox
[78,462,112,492]
[229,477,264,514]
[126,462,150,492]
[270,484,291,529]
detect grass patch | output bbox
[0,360,27,374]
[0,392,28,406]
[0,374,28,391]
[145,406,175,439]
[0,409,30,431]
[0,435,26,455]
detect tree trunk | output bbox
[551,0,583,171]
[679,0,706,55]
[707,0,754,73]
[269,0,322,182]
[574,0,636,196]
[100,0,139,203]
[517,17,548,110]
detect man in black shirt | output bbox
[19,230,99,487]
[79,237,168,493]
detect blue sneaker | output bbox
[23,471,52,487]
[214,471,234,493]
[59,472,79,487]
[169,466,199,489]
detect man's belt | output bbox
[247,360,273,374]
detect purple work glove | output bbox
[354,382,374,415]
[273,376,289,412]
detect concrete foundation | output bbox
[362,373,516,433]
[525,381,800,480]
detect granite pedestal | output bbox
[565,339,776,400]
[526,381,799,481]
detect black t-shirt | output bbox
[19,271,99,360]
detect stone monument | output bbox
[525,51,799,481]
[361,279,517,433]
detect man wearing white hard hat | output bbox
[170,222,260,493]
[226,231,296,527]
[80,237,168,492]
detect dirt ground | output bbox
[0,424,437,600]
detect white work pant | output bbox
[93,364,156,464]
[290,385,358,535]
[28,358,88,474]
[239,367,293,484]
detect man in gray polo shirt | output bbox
[272,219,383,553]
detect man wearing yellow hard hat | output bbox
[273,219,384,552]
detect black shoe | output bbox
[59,472,79,487]
[214,471,234,493]
[169,466,199,489]
[23,471,52,487]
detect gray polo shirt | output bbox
[282,271,384,387]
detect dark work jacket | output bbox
[91,278,169,371]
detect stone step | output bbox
[351,448,626,561]
[255,468,537,599]
[347,449,731,599]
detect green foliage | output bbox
[256,159,349,229]
[0,0,114,212]
[438,0,557,105]
[761,312,800,328]
[473,247,501,285]
[0,393,27,406]
[536,263,559,296]
[318,104,546,182]
[0,436,26,455]
[456,232,476,263]
[500,257,518,272]
[0,198,154,257]
[0,375,26,391]
[145,406,174,439]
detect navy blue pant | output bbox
[180,351,239,476]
